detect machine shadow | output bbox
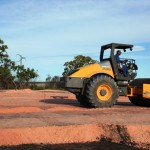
[40,98,84,108]
[116,101,134,106]
[40,98,135,108]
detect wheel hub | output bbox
[97,84,112,101]
[100,89,107,96]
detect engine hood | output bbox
[69,62,114,78]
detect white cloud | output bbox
[133,46,145,52]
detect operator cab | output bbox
[100,43,138,81]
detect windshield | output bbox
[103,48,111,59]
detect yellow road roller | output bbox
[61,43,139,108]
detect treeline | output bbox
[29,81,62,90]
[0,38,38,89]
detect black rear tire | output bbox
[84,75,118,108]
[76,94,91,107]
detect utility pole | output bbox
[17,54,26,66]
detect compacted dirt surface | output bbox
[0,89,149,150]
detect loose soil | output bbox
[0,89,149,150]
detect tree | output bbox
[46,74,52,82]
[46,75,60,82]
[15,65,38,89]
[0,38,38,89]
[62,55,96,76]
[51,76,60,82]
[0,38,16,89]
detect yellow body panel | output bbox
[127,86,142,96]
[128,84,150,99]
[69,63,114,78]
[143,84,150,98]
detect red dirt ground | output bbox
[0,89,149,150]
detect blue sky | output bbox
[0,0,150,81]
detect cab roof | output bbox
[101,43,133,50]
